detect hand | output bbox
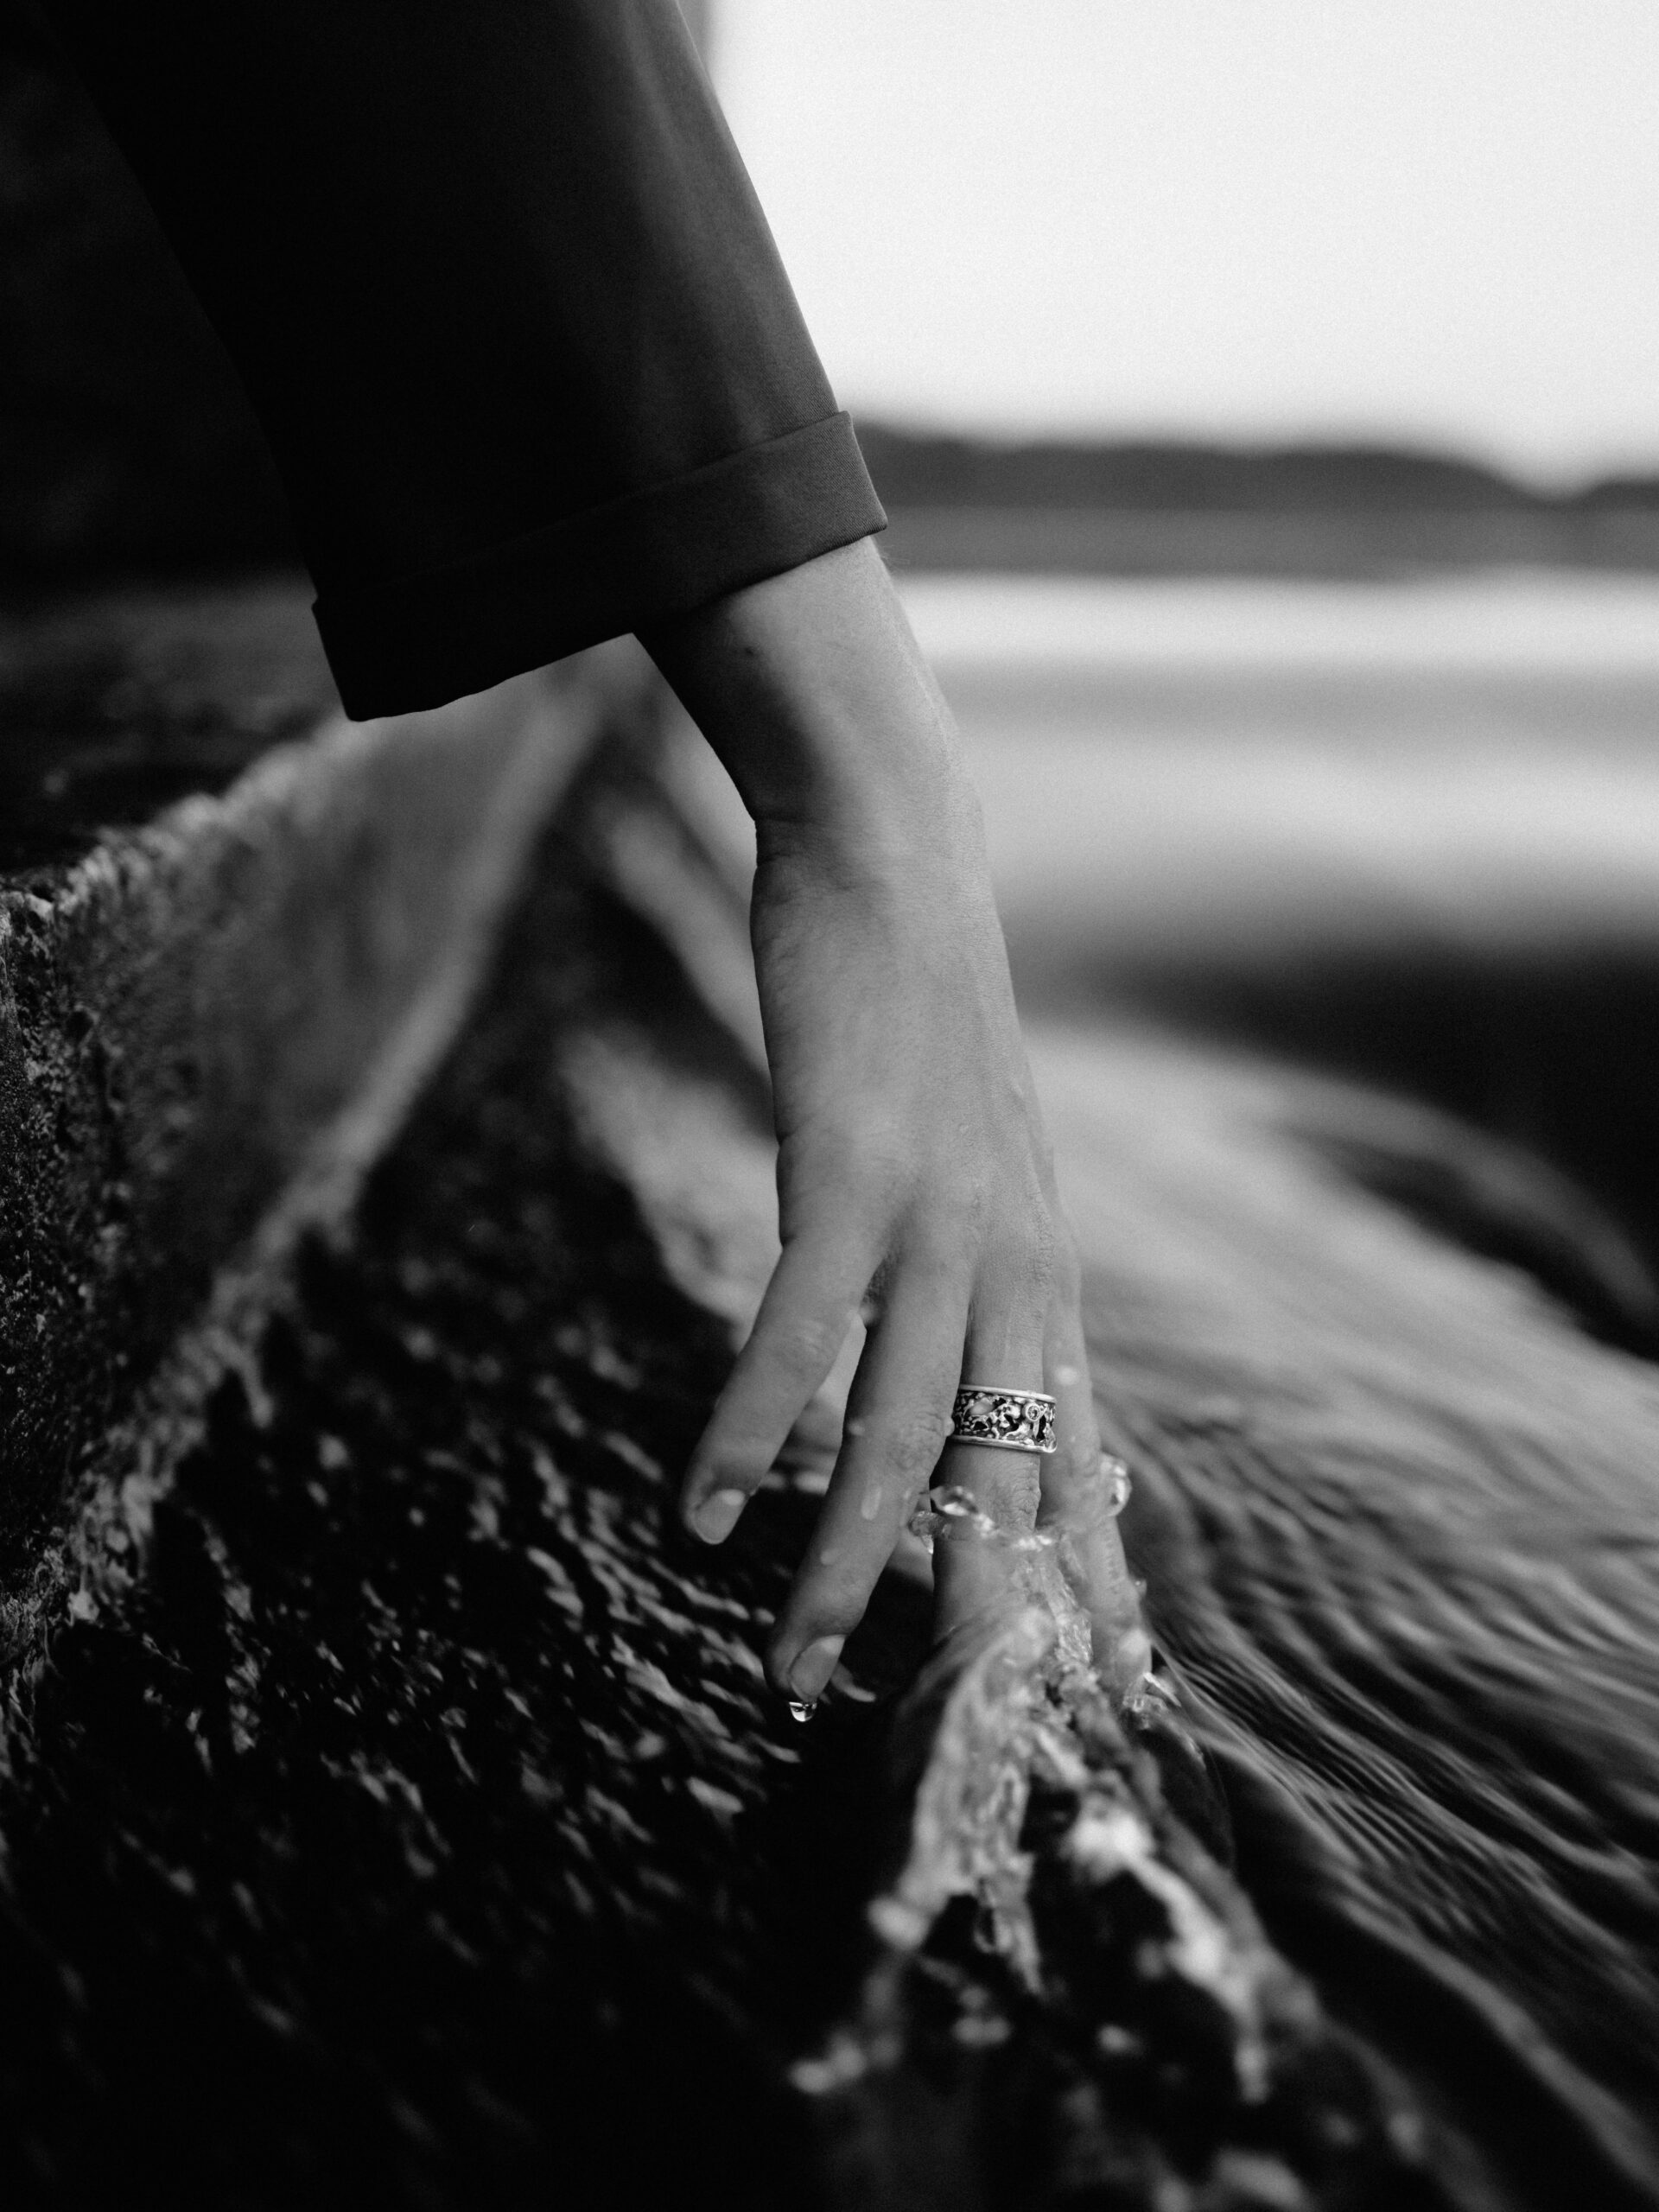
[641,541,1147,1705]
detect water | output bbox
[905,572,1659,970]
[6,569,1657,2204]
[2,766,1408,2209]
[899,571,1659,2207]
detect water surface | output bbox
[901,571,1659,2206]
[905,571,1659,965]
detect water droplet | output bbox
[788,1699,818,1724]
[907,1482,1003,1548]
[1054,1363,1080,1387]
[859,1484,884,1521]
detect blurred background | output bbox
[706,2,1659,1236]
[715,1,1659,483]
[7,0,1659,1208]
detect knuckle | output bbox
[950,1175,995,1238]
[985,1204,1058,1298]
[800,1116,907,1212]
[889,1235,969,1304]
[902,1175,992,1264]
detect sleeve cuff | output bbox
[313,411,887,719]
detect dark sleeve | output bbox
[36,0,887,716]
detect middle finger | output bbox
[766,1259,969,1703]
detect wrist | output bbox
[639,539,963,847]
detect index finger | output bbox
[680,1227,876,1543]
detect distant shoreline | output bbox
[861,423,1659,575]
[878,504,1659,575]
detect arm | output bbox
[41,0,1145,1696]
[35,0,883,714]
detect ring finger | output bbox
[928,1268,1052,1643]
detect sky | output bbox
[711,2,1659,484]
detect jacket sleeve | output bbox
[37,0,887,716]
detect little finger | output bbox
[1040,1279,1149,1694]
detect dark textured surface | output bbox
[0,609,596,1682]
[0,766,1452,2210]
[0,581,336,1566]
[0,831,829,2209]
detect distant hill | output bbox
[855,425,1659,575]
[855,424,1659,516]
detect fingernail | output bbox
[691,1488,747,1543]
[787,1635,845,1702]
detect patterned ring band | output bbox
[950,1385,1058,1455]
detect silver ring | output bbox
[950,1385,1058,1455]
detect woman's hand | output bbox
[641,540,1147,1706]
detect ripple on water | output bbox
[1031,1019,1659,2210]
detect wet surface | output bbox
[7,579,1659,2206]
[1110,940,1659,1319]
[897,579,1659,2207]
[1025,1024,1659,2212]
[0,758,1449,2210]
[0,815,850,2209]
[0,580,336,883]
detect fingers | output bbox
[1039,1255,1150,1695]
[679,1230,875,1544]
[694,1190,1145,1709]
[1040,1244,1104,1503]
[766,1262,969,1700]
